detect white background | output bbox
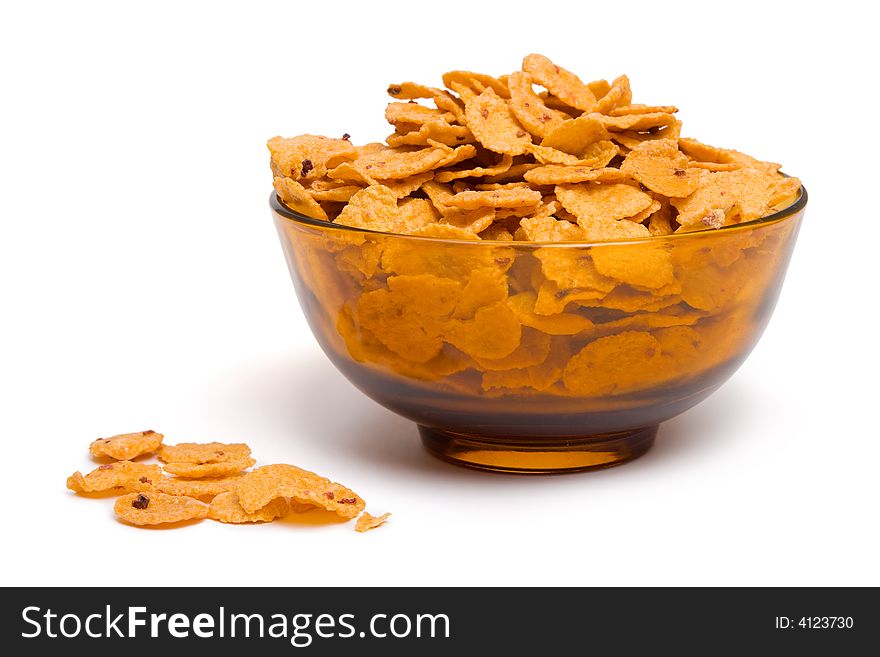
[2,0,878,587]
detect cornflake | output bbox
[114,492,208,526]
[89,430,163,461]
[67,461,163,494]
[355,512,391,533]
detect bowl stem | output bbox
[418,425,657,474]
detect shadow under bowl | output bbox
[271,188,806,474]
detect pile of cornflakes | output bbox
[270,55,804,400]
[67,430,389,531]
[269,53,800,239]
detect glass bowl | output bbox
[271,187,806,474]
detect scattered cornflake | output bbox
[89,430,163,461]
[355,512,391,533]
[154,476,244,501]
[67,461,163,494]
[114,492,208,526]
[158,442,252,464]
[208,492,292,524]
[69,436,375,531]
[235,464,365,519]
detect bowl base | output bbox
[418,425,657,474]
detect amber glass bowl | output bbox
[271,188,806,474]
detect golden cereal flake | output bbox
[386,81,466,123]
[421,179,454,212]
[235,464,365,519]
[444,301,522,359]
[655,326,703,361]
[162,458,256,479]
[678,137,781,173]
[672,168,801,230]
[410,223,483,240]
[482,338,571,392]
[596,112,679,132]
[208,492,292,524]
[540,115,610,155]
[355,512,391,533]
[274,176,328,221]
[686,160,741,172]
[114,492,208,526]
[386,119,473,148]
[586,79,611,99]
[533,281,605,316]
[609,104,679,116]
[580,217,651,241]
[555,183,653,227]
[679,264,744,311]
[563,331,661,395]
[522,54,597,112]
[453,267,510,319]
[385,102,453,128]
[473,327,551,370]
[380,229,508,281]
[464,88,532,156]
[534,248,617,291]
[440,206,496,234]
[350,143,462,181]
[334,185,411,233]
[585,286,679,313]
[433,143,479,169]
[158,442,252,464]
[442,70,511,98]
[445,187,542,211]
[647,203,676,236]
[620,139,701,197]
[67,461,163,494]
[524,165,632,186]
[381,172,435,198]
[527,141,617,167]
[307,184,362,203]
[481,162,542,184]
[526,198,562,221]
[507,292,595,335]
[153,475,245,501]
[593,75,632,114]
[89,430,163,461]
[434,154,514,183]
[479,223,515,241]
[267,135,357,181]
[356,274,463,362]
[397,197,442,233]
[626,200,662,224]
[507,71,569,138]
[326,161,376,185]
[611,122,683,150]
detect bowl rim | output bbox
[270,181,807,247]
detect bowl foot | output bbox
[418,425,657,474]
